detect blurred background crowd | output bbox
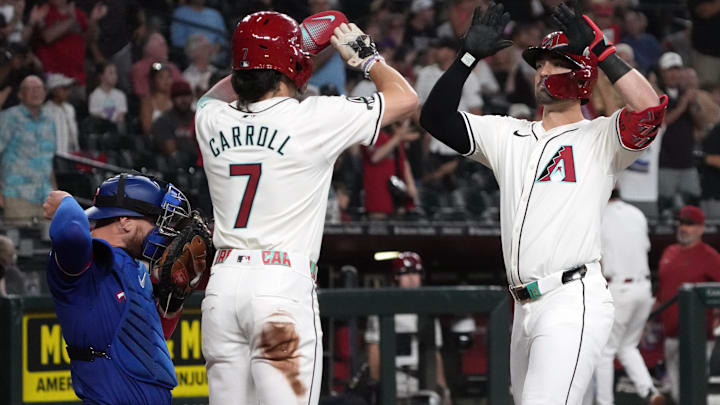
[0,0,717,231]
[1,1,719,403]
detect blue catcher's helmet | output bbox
[86,173,191,264]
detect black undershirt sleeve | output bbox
[419,58,476,155]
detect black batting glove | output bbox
[459,1,513,68]
[551,2,616,61]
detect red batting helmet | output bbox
[392,252,423,275]
[522,31,598,103]
[232,11,313,90]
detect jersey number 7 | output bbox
[230,163,261,228]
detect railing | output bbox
[679,283,720,404]
[0,286,511,405]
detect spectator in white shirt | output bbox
[88,62,128,125]
[182,33,216,106]
[42,73,78,154]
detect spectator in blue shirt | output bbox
[620,10,662,74]
[0,75,56,225]
[170,0,227,60]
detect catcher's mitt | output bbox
[155,211,214,316]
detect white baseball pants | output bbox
[201,250,322,405]
[511,268,614,405]
[596,279,655,404]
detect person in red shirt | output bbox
[361,121,419,220]
[33,0,107,88]
[657,205,720,402]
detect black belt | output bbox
[510,265,588,302]
[66,345,111,362]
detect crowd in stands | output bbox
[0,0,718,227]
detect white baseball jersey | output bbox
[600,199,650,281]
[460,109,645,286]
[195,94,385,261]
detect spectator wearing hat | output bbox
[151,80,196,169]
[0,75,56,224]
[88,62,128,126]
[42,73,79,154]
[0,42,44,110]
[657,205,720,403]
[688,0,720,87]
[364,252,452,404]
[657,52,703,218]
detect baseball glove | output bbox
[155,211,214,316]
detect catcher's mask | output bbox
[522,31,598,105]
[86,173,191,265]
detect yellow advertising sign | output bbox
[22,310,208,402]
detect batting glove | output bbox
[331,23,384,78]
[551,2,616,62]
[459,1,513,68]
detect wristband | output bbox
[363,53,385,78]
[598,53,632,84]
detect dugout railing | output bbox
[679,282,720,404]
[0,286,511,405]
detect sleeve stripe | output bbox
[459,111,477,157]
[53,251,92,277]
[614,108,652,152]
[369,92,385,147]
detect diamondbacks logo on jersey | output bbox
[346,96,375,110]
[536,145,577,183]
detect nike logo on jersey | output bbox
[512,130,532,137]
[312,15,335,22]
[138,272,147,288]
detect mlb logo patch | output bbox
[238,255,251,264]
[115,291,126,303]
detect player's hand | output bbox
[330,23,382,76]
[43,190,72,220]
[461,2,513,63]
[551,2,616,62]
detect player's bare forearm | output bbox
[199,74,236,104]
[369,132,402,163]
[367,343,380,380]
[610,67,662,112]
[369,62,418,127]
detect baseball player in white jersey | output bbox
[595,190,664,405]
[419,2,668,404]
[194,11,418,405]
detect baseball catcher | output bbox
[154,211,214,316]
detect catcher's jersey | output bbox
[196,94,384,261]
[460,109,648,286]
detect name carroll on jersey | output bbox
[207,124,291,157]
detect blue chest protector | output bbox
[108,248,177,389]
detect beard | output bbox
[677,230,700,246]
[535,82,560,106]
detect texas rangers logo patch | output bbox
[536,145,577,183]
